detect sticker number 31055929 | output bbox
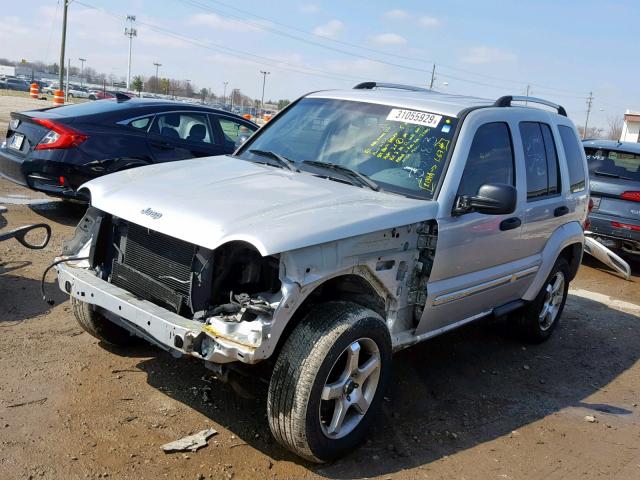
[386,108,442,128]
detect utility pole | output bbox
[429,64,436,90]
[78,58,86,87]
[65,58,70,102]
[525,84,531,105]
[583,91,594,139]
[153,62,161,93]
[125,15,137,90]
[58,0,69,91]
[260,70,270,115]
[223,81,228,107]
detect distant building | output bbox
[621,110,640,142]
[0,65,16,77]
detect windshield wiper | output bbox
[593,170,633,181]
[302,160,379,191]
[249,149,297,171]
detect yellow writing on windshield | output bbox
[364,124,431,164]
[363,119,454,194]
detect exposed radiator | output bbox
[110,222,195,313]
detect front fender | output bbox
[522,221,584,301]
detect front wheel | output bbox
[515,257,570,343]
[267,301,392,462]
[71,297,136,346]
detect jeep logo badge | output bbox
[140,208,162,219]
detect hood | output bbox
[84,156,438,255]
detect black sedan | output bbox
[0,98,257,200]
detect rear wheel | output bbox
[515,257,569,343]
[267,301,391,462]
[71,297,136,346]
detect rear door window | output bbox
[558,126,586,192]
[519,122,561,200]
[458,122,515,198]
[150,112,216,145]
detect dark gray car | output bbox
[583,139,640,255]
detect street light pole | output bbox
[125,15,137,90]
[223,81,228,107]
[78,58,86,87]
[153,62,162,93]
[260,70,270,116]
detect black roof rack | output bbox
[353,82,429,93]
[494,95,567,116]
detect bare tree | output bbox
[607,115,623,141]
[577,125,602,139]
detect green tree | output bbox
[160,78,170,95]
[200,87,209,103]
[131,76,144,95]
[277,99,291,110]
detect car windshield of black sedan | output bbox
[240,98,458,198]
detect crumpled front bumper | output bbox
[56,263,265,364]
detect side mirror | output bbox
[234,135,249,150]
[0,223,52,249]
[454,183,517,216]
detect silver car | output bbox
[55,83,588,462]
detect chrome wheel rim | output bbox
[319,337,381,439]
[539,271,565,331]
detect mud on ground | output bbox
[1,179,639,480]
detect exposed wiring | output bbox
[41,257,89,305]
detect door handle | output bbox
[554,206,569,217]
[151,141,173,150]
[500,217,521,231]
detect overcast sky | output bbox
[1,0,638,129]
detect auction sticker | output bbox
[386,108,442,127]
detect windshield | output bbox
[585,147,640,180]
[239,97,458,198]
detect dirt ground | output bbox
[1,97,640,479]
[0,94,80,135]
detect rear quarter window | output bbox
[558,126,586,193]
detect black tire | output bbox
[267,301,392,463]
[71,297,136,346]
[515,257,570,343]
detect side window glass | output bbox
[215,117,256,146]
[558,126,586,192]
[519,122,561,199]
[458,122,514,198]
[127,116,152,131]
[520,122,548,200]
[540,124,560,195]
[152,113,215,144]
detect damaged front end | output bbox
[57,207,296,364]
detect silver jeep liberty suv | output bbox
[56,82,588,462]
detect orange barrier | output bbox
[243,113,252,120]
[53,89,65,105]
[263,115,272,122]
[30,83,39,99]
